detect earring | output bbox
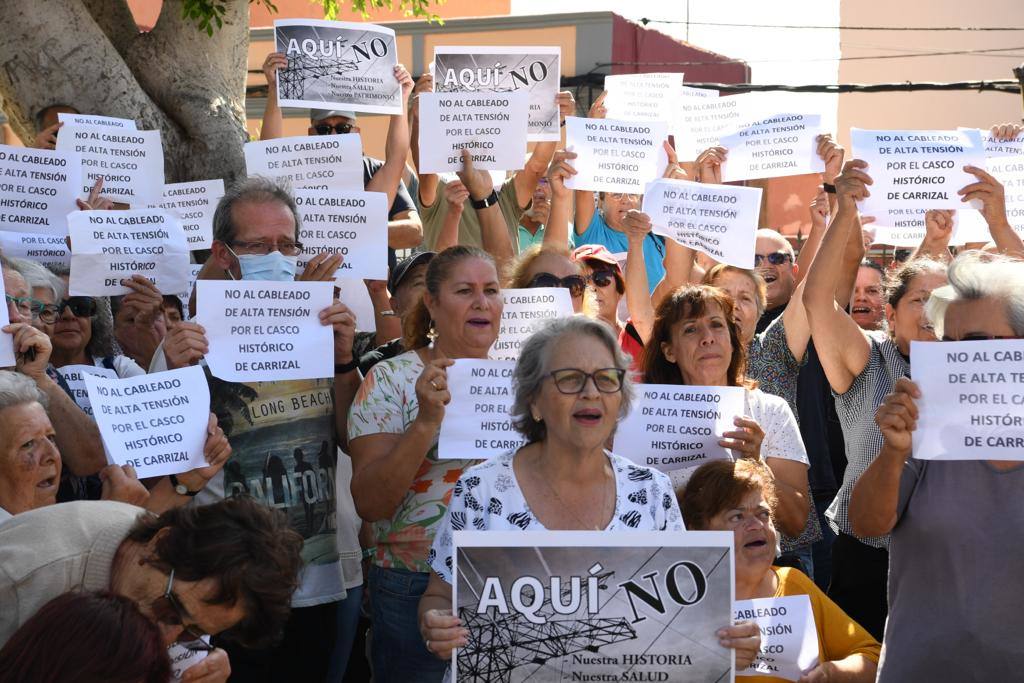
[427,320,438,343]
[532,411,543,422]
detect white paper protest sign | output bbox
[673,93,745,161]
[417,91,529,173]
[734,594,819,681]
[564,116,668,194]
[198,280,334,382]
[275,19,401,115]
[955,129,1024,242]
[68,210,190,296]
[912,339,1024,460]
[643,178,762,268]
[84,365,210,478]
[490,287,574,361]
[0,230,71,270]
[604,72,682,123]
[56,124,164,205]
[0,269,13,367]
[719,113,825,182]
[154,180,225,251]
[336,276,373,333]
[439,359,524,460]
[294,188,389,281]
[851,128,985,216]
[0,145,82,234]
[55,364,117,416]
[434,46,561,141]
[243,135,363,191]
[168,640,210,680]
[177,263,204,321]
[613,384,745,472]
[57,113,137,130]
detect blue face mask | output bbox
[228,248,298,282]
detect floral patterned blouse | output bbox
[348,350,474,573]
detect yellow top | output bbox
[740,566,881,682]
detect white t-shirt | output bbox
[93,354,146,378]
[428,449,685,584]
[669,387,809,490]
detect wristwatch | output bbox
[170,474,200,497]
[470,190,500,210]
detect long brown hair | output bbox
[402,246,495,350]
[641,284,749,387]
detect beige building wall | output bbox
[838,0,1023,151]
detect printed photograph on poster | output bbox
[453,530,735,683]
[433,46,561,141]
[274,19,401,115]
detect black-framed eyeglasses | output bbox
[154,569,215,652]
[314,122,353,135]
[228,240,303,256]
[57,296,97,319]
[753,252,792,267]
[548,367,626,394]
[941,334,1022,342]
[526,273,586,299]
[588,270,616,289]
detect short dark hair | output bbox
[161,294,184,318]
[34,104,79,129]
[125,495,303,649]
[0,591,171,683]
[678,459,778,530]
[885,257,946,309]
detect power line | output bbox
[591,46,1024,68]
[559,75,1021,95]
[639,19,1024,31]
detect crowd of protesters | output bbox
[0,37,1022,683]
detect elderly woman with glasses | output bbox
[417,316,760,668]
[849,252,1024,682]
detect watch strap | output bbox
[470,190,499,210]
[169,473,200,497]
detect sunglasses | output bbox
[153,569,215,652]
[548,367,626,394]
[753,252,792,267]
[314,122,353,135]
[588,270,616,289]
[526,273,586,299]
[57,297,97,319]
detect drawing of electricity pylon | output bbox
[456,563,637,682]
[278,55,359,101]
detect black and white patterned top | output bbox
[428,450,685,584]
[827,331,909,549]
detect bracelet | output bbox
[822,182,837,194]
[380,310,397,317]
[361,547,377,559]
[470,190,499,210]
[334,359,359,374]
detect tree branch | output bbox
[80,0,139,58]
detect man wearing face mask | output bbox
[152,177,361,682]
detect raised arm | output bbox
[259,52,288,141]
[544,150,576,254]
[410,74,439,207]
[910,209,954,263]
[434,180,468,253]
[850,377,918,537]
[781,190,829,363]
[349,357,452,521]
[816,133,845,217]
[572,92,605,234]
[960,165,1024,258]
[459,151,514,271]
[513,91,574,211]
[802,160,873,394]
[621,210,655,342]
[365,65,415,209]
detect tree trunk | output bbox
[0,0,251,185]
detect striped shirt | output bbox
[827,331,909,549]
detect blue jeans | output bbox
[369,565,448,683]
[327,583,364,682]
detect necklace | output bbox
[534,457,612,531]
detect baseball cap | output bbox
[310,109,357,123]
[571,244,622,273]
[388,251,435,293]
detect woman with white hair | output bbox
[849,251,1024,681]
[416,316,760,670]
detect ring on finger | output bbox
[429,379,440,391]
[424,639,432,653]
